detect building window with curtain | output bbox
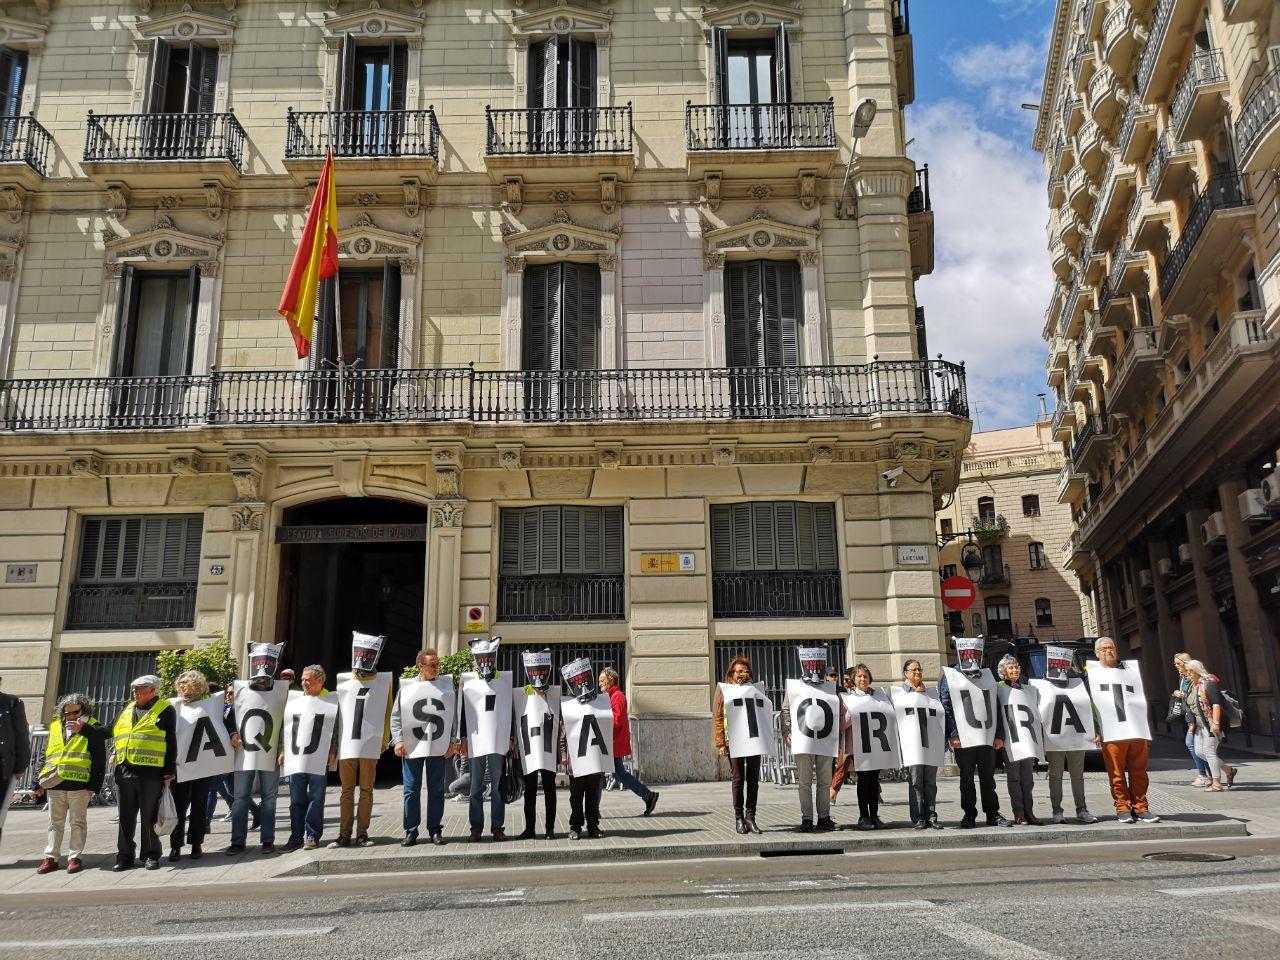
[1035,597,1054,627]
[710,501,841,619]
[1028,541,1047,570]
[498,505,624,621]
[724,260,804,417]
[67,514,203,630]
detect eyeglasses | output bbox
[63,709,83,718]
[905,667,923,674]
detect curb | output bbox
[275,817,1250,877]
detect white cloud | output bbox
[912,99,1051,431]
[944,39,1045,124]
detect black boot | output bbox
[735,815,748,835]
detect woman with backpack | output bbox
[1172,653,1210,786]
[1184,659,1238,792]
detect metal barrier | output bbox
[12,727,116,808]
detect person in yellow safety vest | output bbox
[35,693,107,875]
[111,675,176,872]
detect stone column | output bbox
[224,503,264,655]
[799,250,827,366]
[1123,552,1163,698]
[426,501,464,655]
[1145,539,1180,696]
[1184,506,1222,665]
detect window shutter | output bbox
[763,262,801,367]
[602,507,623,572]
[0,48,27,118]
[182,264,201,373]
[522,263,560,372]
[710,505,732,572]
[519,508,541,576]
[311,276,336,369]
[187,44,218,114]
[78,518,103,580]
[182,516,202,579]
[527,40,546,110]
[97,519,124,580]
[338,33,357,110]
[147,39,171,113]
[814,503,838,569]
[138,518,165,579]
[380,258,402,369]
[562,505,584,573]
[119,518,142,580]
[726,262,763,368]
[751,502,777,570]
[582,506,604,572]
[500,510,522,575]
[110,264,138,377]
[775,501,799,569]
[543,34,560,109]
[561,261,580,372]
[774,23,792,103]
[538,505,561,574]
[162,518,186,579]
[731,503,754,570]
[389,40,408,111]
[570,38,596,108]
[711,27,728,105]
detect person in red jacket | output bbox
[598,668,659,816]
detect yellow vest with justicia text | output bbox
[113,699,169,768]
[39,717,96,783]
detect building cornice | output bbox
[1032,0,1075,154]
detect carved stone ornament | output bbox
[502,212,620,268]
[598,174,617,215]
[430,501,465,529]
[703,211,819,260]
[798,250,819,267]
[748,184,772,201]
[228,449,265,502]
[402,177,421,218]
[703,171,723,212]
[798,169,817,211]
[323,3,426,43]
[201,181,224,220]
[0,186,26,225]
[336,217,419,261]
[599,255,617,272]
[811,443,835,465]
[699,1,802,33]
[68,453,103,478]
[504,176,523,215]
[498,447,523,471]
[704,252,726,271]
[597,445,622,469]
[712,444,736,467]
[510,2,613,43]
[105,182,130,219]
[135,5,236,44]
[168,452,200,476]
[107,223,223,268]
[230,504,264,532]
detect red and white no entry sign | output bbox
[941,575,977,612]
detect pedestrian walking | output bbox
[1172,653,1210,786]
[598,668,658,816]
[996,655,1042,825]
[940,637,1012,829]
[111,675,177,871]
[35,693,106,874]
[168,670,219,861]
[1185,659,1238,793]
[713,656,765,834]
[392,651,455,847]
[898,659,943,829]
[1087,637,1159,824]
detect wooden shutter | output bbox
[518,508,541,575]
[560,262,600,371]
[187,44,218,114]
[774,23,792,103]
[500,510,522,575]
[147,39,171,113]
[389,40,408,111]
[711,27,728,105]
[110,264,138,376]
[543,34,561,109]
[338,33,357,110]
[537,505,561,574]
[602,507,623,573]
[522,263,561,372]
[774,501,799,570]
[762,262,801,367]
[731,503,754,570]
[0,48,27,117]
[182,264,200,373]
[119,519,142,580]
[182,515,202,579]
[310,276,336,369]
[380,258,401,369]
[569,38,596,108]
[726,262,764,368]
[813,502,838,569]
[794,503,816,569]
[583,507,603,572]
[710,505,732,571]
[751,502,777,569]
[562,505,584,573]
[527,40,546,110]
[78,518,104,580]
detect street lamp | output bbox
[835,97,878,219]
[938,529,987,584]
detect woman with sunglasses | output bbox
[713,657,765,834]
[35,693,107,875]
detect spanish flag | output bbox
[278,151,339,358]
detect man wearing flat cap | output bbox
[111,675,176,870]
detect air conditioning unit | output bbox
[1239,487,1271,523]
[1138,568,1153,590]
[1201,512,1227,546]
[1157,558,1174,577]
[1178,543,1192,565]
[1261,469,1280,507]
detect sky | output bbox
[909,0,1058,431]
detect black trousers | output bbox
[523,770,556,832]
[855,770,879,819]
[115,768,164,863]
[955,744,1001,820]
[568,773,602,831]
[170,776,213,850]
[730,756,760,817]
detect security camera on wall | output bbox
[881,466,904,487]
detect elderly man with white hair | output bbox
[1086,637,1159,824]
[111,675,177,870]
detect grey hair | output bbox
[599,667,620,686]
[996,654,1020,679]
[54,692,95,718]
[302,664,326,682]
[175,669,209,700]
[1094,636,1116,654]
[1184,658,1209,678]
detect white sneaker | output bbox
[1051,811,1066,825]
[1191,776,1208,787]
[1135,812,1162,824]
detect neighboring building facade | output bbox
[1034,0,1280,740]
[937,421,1091,646]
[0,0,968,780]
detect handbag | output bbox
[1219,690,1244,728]
[500,752,524,804]
[1166,698,1185,724]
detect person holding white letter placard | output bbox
[458,636,515,842]
[781,647,846,833]
[228,644,289,856]
[1028,646,1098,825]
[392,648,456,847]
[894,659,945,829]
[1087,637,1158,823]
[843,664,897,829]
[331,632,393,848]
[169,669,232,861]
[558,657,611,840]
[940,637,1012,829]
[515,649,559,840]
[713,656,772,834]
[281,665,338,851]
[996,655,1043,825]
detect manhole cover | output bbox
[1143,852,1236,863]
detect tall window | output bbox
[0,47,27,118]
[1022,494,1040,517]
[711,25,792,105]
[941,564,957,580]
[314,263,401,370]
[68,515,202,630]
[977,496,996,523]
[112,269,199,378]
[339,40,408,112]
[984,596,1013,638]
[1035,597,1054,627]
[147,42,218,114]
[498,506,624,621]
[528,35,597,151]
[939,518,954,539]
[725,260,804,415]
[1028,541,1047,570]
[522,262,601,418]
[981,544,1005,583]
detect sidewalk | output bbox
[2,752,1268,891]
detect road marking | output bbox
[928,916,1063,960]
[0,926,336,952]
[1222,911,1280,934]
[1158,881,1280,897]
[585,899,934,922]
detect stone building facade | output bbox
[1034,0,1280,740]
[0,0,967,780]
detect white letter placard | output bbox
[173,696,234,783]
[398,678,456,759]
[232,680,289,772]
[785,679,841,758]
[942,667,998,748]
[1029,678,1097,753]
[893,687,946,768]
[560,693,613,776]
[282,692,338,777]
[1086,660,1151,741]
[843,689,900,772]
[514,686,561,774]
[336,672,393,761]
[719,682,776,760]
[459,671,513,758]
[997,684,1045,763]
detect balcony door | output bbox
[0,47,26,158]
[725,260,804,416]
[109,266,199,426]
[710,25,791,148]
[336,36,408,156]
[522,262,600,420]
[310,261,402,420]
[145,41,219,158]
[527,35,597,152]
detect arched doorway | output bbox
[274,497,427,690]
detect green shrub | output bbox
[400,649,474,682]
[157,636,238,697]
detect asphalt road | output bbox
[2,835,1279,959]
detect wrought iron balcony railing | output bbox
[65,580,198,631]
[285,107,440,160]
[1071,413,1108,463]
[686,100,835,152]
[1170,49,1225,135]
[0,115,52,177]
[1145,133,1193,194]
[486,104,633,156]
[498,574,624,622]
[0,360,968,432]
[84,111,246,168]
[1136,0,1176,97]
[1238,67,1280,164]
[1158,175,1250,301]
[908,165,932,213]
[712,570,844,619]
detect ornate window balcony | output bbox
[1102,3,1143,75]
[284,107,440,183]
[1169,50,1229,144]
[684,100,837,177]
[1107,326,1161,411]
[485,104,635,183]
[1136,0,1201,103]
[82,111,246,187]
[908,165,934,278]
[0,115,53,187]
[1145,134,1195,203]
[1238,67,1280,176]
[1158,175,1252,312]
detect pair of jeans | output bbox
[569,773,602,831]
[1047,750,1087,815]
[402,755,448,838]
[1005,757,1036,818]
[206,773,246,821]
[794,754,833,822]
[288,772,327,843]
[468,754,506,831]
[955,744,1001,821]
[169,776,212,850]
[906,764,937,823]
[523,769,556,833]
[114,768,163,863]
[1185,726,1210,777]
[730,756,760,818]
[1193,728,1226,781]
[231,769,277,846]
[600,757,651,802]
